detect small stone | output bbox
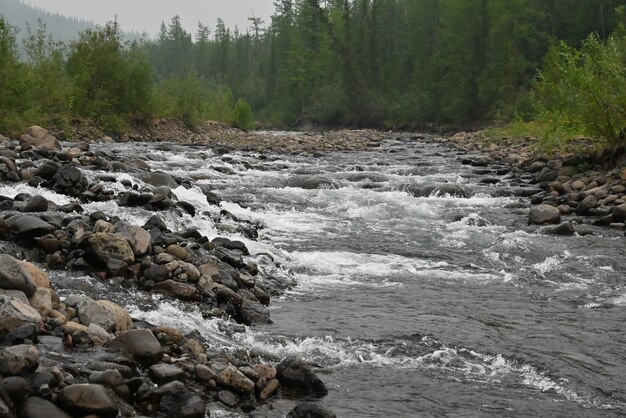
[166,244,191,261]
[287,402,336,418]
[153,380,204,418]
[575,195,597,215]
[260,378,280,400]
[218,390,238,407]
[218,365,255,393]
[84,233,135,265]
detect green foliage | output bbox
[534,32,626,145]
[232,99,254,131]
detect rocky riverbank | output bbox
[0,126,336,418]
[436,131,626,234]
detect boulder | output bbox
[406,183,468,198]
[24,195,48,213]
[291,176,336,190]
[18,261,51,288]
[287,402,337,418]
[57,384,118,417]
[550,222,576,236]
[19,126,61,150]
[528,205,561,225]
[77,299,133,334]
[149,363,185,385]
[612,204,626,222]
[107,329,163,366]
[575,195,597,215]
[1,376,27,405]
[217,390,238,407]
[52,166,87,197]
[145,171,178,188]
[21,397,72,418]
[84,233,135,265]
[218,365,255,393]
[276,357,328,398]
[240,299,272,325]
[0,254,37,296]
[154,280,200,301]
[153,380,205,418]
[115,225,151,256]
[0,296,42,338]
[0,344,39,376]
[6,215,55,239]
[34,161,59,181]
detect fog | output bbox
[24,0,276,36]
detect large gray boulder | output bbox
[0,254,37,296]
[76,298,133,334]
[528,205,561,225]
[19,126,61,151]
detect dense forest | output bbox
[0,0,625,143]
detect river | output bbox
[10,133,626,417]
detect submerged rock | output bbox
[287,402,337,418]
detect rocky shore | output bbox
[436,131,626,234]
[0,126,336,418]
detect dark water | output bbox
[11,134,626,416]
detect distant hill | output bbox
[0,0,141,45]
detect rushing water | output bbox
[15,135,626,416]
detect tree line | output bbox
[0,0,624,141]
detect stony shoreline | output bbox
[0,126,336,418]
[436,131,626,234]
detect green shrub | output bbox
[534,32,626,145]
[232,99,254,131]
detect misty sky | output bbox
[24,0,276,36]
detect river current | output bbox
[7,134,626,417]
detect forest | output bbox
[0,0,625,145]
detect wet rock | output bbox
[106,258,128,277]
[19,126,61,150]
[0,254,37,296]
[6,215,55,239]
[84,233,135,265]
[276,357,328,398]
[575,195,597,215]
[145,171,178,188]
[107,329,163,366]
[155,280,200,301]
[0,295,42,340]
[218,365,255,393]
[24,195,48,212]
[406,183,468,198]
[178,201,196,216]
[260,378,280,400]
[149,363,185,385]
[88,369,125,388]
[34,161,59,181]
[166,244,192,261]
[0,344,39,376]
[612,204,626,222]
[115,225,151,256]
[240,299,272,325]
[52,166,87,197]
[153,380,205,418]
[218,390,238,407]
[0,376,28,405]
[287,402,336,418]
[291,176,336,190]
[77,299,133,334]
[143,264,170,282]
[550,221,576,236]
[144,215,169,232]
[20,396,72,418]
[528,205,561,225]
[57,384,118,417]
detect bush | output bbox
[534,32,626,145]
[232,99,254,131]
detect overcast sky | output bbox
[24,0,276,37]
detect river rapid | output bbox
[11,133,626,417]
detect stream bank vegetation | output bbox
[0,0,624,153]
